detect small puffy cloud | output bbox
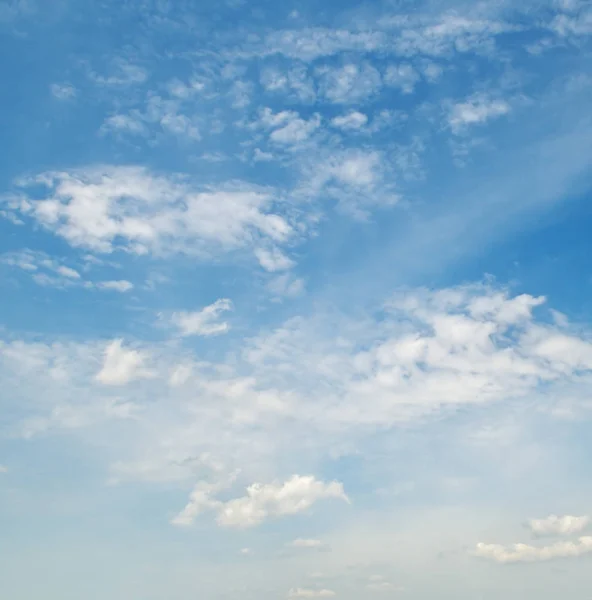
[255,248,295,272]
[101,113,148,136]
[95,280,134,292]
[289,538,325,548]
[317,63,382,104]
[91,59,148,86]
[50,83,76,100]
[240,548,251,555]
[288,589,336,598]
[330,111,368,131]
[270,114,321,145]
[256,108,321,145]
[267,274,305,298]
[366,580,402,593]
[173,474,348,528]
[0,464,8,473]
[475,537,592,563]
[95,339,151,386]
[384,63,420,94]
[448,93,511,133]
[529,515,590,537]
[170,299,233,337]
[55,265,80,279]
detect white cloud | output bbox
[3,167,293,260]
[240,547,251,555]
[4,284,592,524]
[448,93,511,133]
[330,111,368,131]
[1,250,135,293]
[55,265,80,279]
[475,536,592,563]
[255,248,295,272]
[366,580,402,593]
[289,538,325,548]
[101,113,148,136]
[255,108,321,145]
[95,340,152,386]
[50,83,76,100]
[95,280,134,292]
[91,59,148,86]
[317,63,382,104]
[0,464,8,473]
[173,475,348,528]
[270,114,321,145]
[267,273,305,298]
[529,515,590,537]
[170,299,233,337]
[288,588,336,598]
[384,63,420,94]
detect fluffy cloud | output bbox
[2,167,293,260]
[50,83,76,100]
[4,284,592,521]
[255,248,296,272]
[95,340,152,386]
[172,475,348,528]
[384,63,420,94]
[170,299,233,337]
[317,63,382,104]
[95,280,134,292]
[1,250,132,292]
[529,515,590,537]
[475,537,592,563]
[289,538,325,548]
[288,588,336,598]
[330,111,368,131]
[448,93,511,133]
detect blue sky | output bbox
[1,0,592,598]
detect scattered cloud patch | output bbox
[475,537,592,563]
[170,299,233,337]
[330,111,368,131]
[529,515,590,537]
[172,475,348,528]
[95,340,152,386]
[50,83,76,100]
[288,588,336,598]
[448,93,511,133]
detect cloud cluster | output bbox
[0,249,133,292]
[172,475,348,528]
[2,167,293,262]
[477,513,592,563]
[475,537,592,563]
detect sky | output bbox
[1,0,592,598]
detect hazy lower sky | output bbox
[1,1,592,598]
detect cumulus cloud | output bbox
[528,515,590,537]
[2,167,293,260]
[330,111,368,131]
[475,537,592,563]
[95,280,133,292]
[255,248,296,272]
[288,588,336,598]
[170,299,233,337]
[50,83,76,100]
[289,538,325,548]
[95,340,152,386]
[172,475,348,528]
[317,63,382,104]
[384,63,420,94]
[448,93,511,133]
[0,464,8,473]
